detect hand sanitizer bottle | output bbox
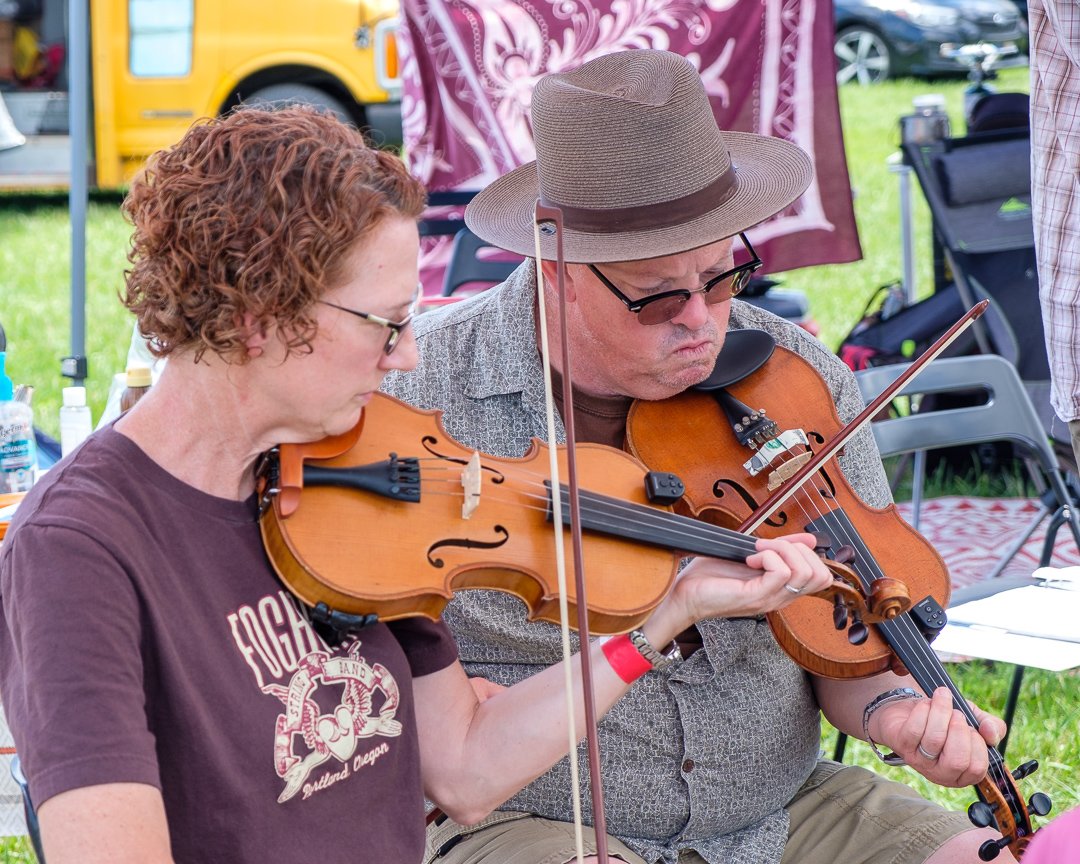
[0,351,37,493]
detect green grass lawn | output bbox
[2,66,1077,859]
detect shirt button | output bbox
[682,759,695,773]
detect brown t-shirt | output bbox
[0,428,458,863]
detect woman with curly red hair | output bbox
[0,104,826,864]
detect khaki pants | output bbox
[425,762,974,864]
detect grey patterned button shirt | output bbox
[382,261,892,864]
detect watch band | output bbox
[628,629,683,671]
[862,687,924,766]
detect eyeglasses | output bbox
[319,284,422,355]
[588,233,762,325]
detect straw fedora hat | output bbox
[465,50,813,264]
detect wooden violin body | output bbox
[260,394,681,633]
[627,343,950,679]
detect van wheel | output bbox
[241,84,354,124]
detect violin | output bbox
[625,333,1050,860]
[256,392,903,636]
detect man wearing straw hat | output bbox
[383,50,1010,864]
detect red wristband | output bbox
[601,633,652,684]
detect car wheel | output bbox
[835,26,893,85]
[241,83,354,124]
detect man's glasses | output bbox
[588,233,762,326]
[319,284,422,355]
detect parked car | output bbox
[834,0,1028,84]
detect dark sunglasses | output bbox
[319,284,422,355]
[588,233,762,325]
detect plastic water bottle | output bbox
[59,386,94,458]
[0,351,36,494]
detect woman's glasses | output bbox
[320,284,422,355]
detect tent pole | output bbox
[64,0,89,387]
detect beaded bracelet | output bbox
[601,633,653,683]
[861,687,924,766]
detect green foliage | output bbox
[0,192,134,439]
[0,839,33,863]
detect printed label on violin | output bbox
[226,591,403,804]
[743,429,809,476]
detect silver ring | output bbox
[784,583,802,595]
[917,744,940,761]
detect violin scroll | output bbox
[970,764,1051,860]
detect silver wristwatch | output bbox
[628,629,683,671]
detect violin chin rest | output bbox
[693,329,776,391]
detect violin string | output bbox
[412,463,764,566]
[420,454,975,716]
[781,459,977,701]
[769,453,1014,794]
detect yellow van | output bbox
[0,0,401,188]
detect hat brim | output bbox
[465,132,813,263]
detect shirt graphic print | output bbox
[227,591,404,803]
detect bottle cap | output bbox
[912,94,946,114]
[126,365,152,388]
[62,386,87,408]
[0,352,11,402]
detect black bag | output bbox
[839,282,1022,483]
[839,282,976,372]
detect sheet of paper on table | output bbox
[933,566,1080,672]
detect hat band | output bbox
[540,167,738,234]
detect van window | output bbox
[129,0,194,77]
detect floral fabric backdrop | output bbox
[399,0,862,291]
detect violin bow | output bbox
[533,202,611,864]
[740,299,989,535]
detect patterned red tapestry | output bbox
[398,0,863,290]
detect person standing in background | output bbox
[1030,0,1080,466]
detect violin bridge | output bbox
[461,451,482,519]
[767,451,813,491]
[743,429,810,480]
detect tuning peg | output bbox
[1011,760,1038,781]
[832,594,849,630]
[847,611,868,645]
[1028,792,1052,817]
[978,836,1010,861]
[810,531,833,554]
[967,801,997,829]
[833,544,856,565]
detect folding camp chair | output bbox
[900,127,1073,470]
[856,354,1080,577]
[441,227,521,297]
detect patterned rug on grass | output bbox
[896,497,1080,590]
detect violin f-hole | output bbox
[427,526,511,568]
